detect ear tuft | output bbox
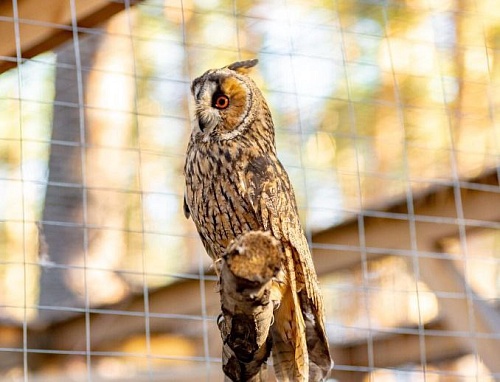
[227,59,258,74]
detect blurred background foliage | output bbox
[0,0,499,380]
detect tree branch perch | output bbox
[218,231,284,382]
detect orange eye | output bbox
[213,94,229,109]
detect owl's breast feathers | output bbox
[184,137,262,259]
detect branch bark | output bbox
[218,231,284,382]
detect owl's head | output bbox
[190,59,270,141]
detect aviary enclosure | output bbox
[0,0,499,380]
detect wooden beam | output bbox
[329,322,468,381]
[313,170,500,373]
[312,170,500,272]
[31,278,219,354]
[0,278,220,371]
[332,324,466,369]
[0,0,140,74]
[416,254,500,374]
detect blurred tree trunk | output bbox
[39,34,104,324]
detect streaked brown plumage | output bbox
[184,59,332,381]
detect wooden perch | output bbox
[218,231,284,382]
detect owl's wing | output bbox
[243,155,332,380]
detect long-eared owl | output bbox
[183,59,332,381]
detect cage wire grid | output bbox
[0,0,499,381]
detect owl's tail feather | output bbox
[300,288,334,380]
[270,246,309,382]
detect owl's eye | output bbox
[213,94,230,109]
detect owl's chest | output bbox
[184,141,261,256]
[185,139,241,191]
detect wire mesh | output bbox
[0,0,499,381]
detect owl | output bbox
[183,59,332,381]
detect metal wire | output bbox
[0,0,499,381]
